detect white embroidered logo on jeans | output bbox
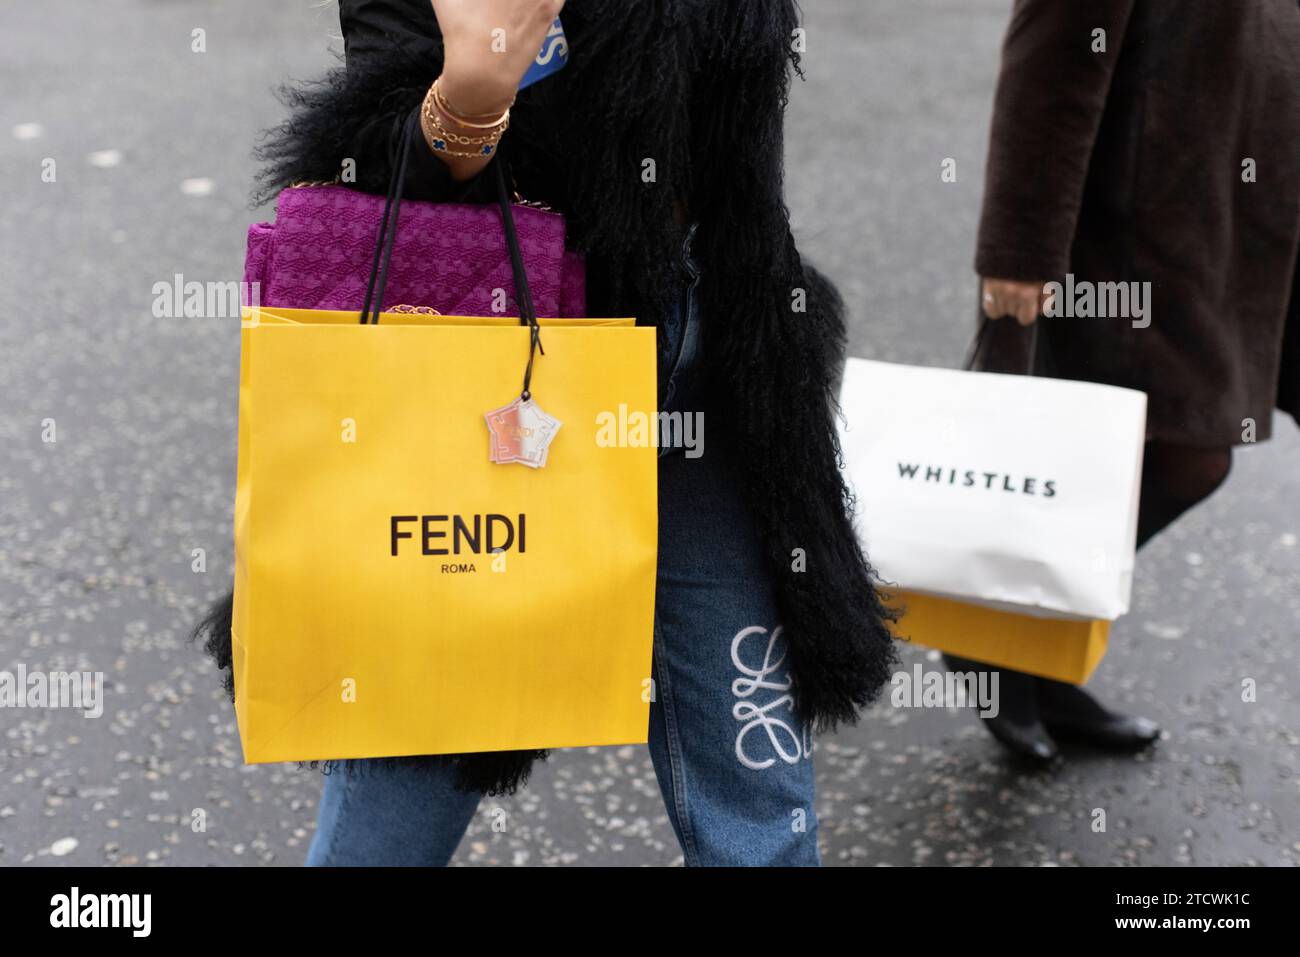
[730,625,810,770]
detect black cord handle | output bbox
[964,282,1052,377]
[357,107,545,399]
[359,110,416,325]
[493,159,544,399]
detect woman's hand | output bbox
[981,277,1049,326]
[432,0,566,116]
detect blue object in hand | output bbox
[519,17,568,90]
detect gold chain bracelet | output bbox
[420,79,511,159]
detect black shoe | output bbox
[943,654,1059,765]
[982,712,1060,764]
[1037,678,1160,752]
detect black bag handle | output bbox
[359,108,544,399]
[964,282,1054,377]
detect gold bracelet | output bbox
[422,91,509,144]
[422,107,501,149]
[423,85,508,138]
[426,117,510,145]
[420,96,505,158]
[431,77,513,130]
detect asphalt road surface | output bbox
[1,0,1297,867]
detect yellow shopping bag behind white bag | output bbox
[233,307,658,763]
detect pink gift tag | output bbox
[485,396,562,468]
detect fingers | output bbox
[981,284,1002,320]
[1012,291,1038,326]
[981,279,1045,326]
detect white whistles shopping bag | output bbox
[838,357,1147,622]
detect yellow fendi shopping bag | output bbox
[886,590,1110,684]
[232,306,658,763]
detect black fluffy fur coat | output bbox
[195,0,897,795]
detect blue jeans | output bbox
[306,227,819,867]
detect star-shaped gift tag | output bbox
[484,395,562,468]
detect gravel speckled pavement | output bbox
[2,0,1296,867]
